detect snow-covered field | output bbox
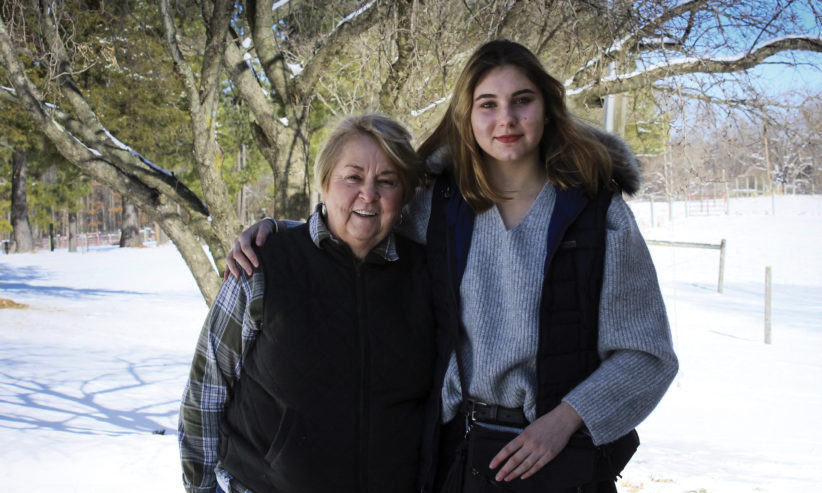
[1,194,820,492]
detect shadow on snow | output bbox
[0,344,188,437]
[0,263,146,299]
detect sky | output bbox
[747,51,822,97]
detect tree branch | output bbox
[162,0,240,257]
[159,0,201,109]
[248,0,289,107]
[378,0,414,114]
[569,35,822,106]
[651,83,801,110]
[198,0,234,110]
[0,13,220,301]
[223,28,295,164]
[25,2,210,218]
[564,0,711,87]
[294,0,385,99]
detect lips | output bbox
[353,209,377,217]
[495,134,522,143]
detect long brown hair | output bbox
[418,40,614,212]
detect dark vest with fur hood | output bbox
[219,224,436,493]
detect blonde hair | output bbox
[418,40,614,212]
[315,114,422,205]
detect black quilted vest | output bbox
[219,224,436,493]
[420,173,625,490]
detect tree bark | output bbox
[160,0,241,259]
[68,211,78,252]
[154,221,168,245]
[11,147,34,253]
[119,198,142,247]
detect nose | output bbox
[359,180,379,202]
[498,103,517,127]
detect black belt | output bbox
[459,400,528,427]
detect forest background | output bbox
[1,0,821,305]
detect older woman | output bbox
[178,114,436,493]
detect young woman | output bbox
[225,40,678,493]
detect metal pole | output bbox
[723,169,729,215]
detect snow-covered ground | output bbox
[1,194,820,492]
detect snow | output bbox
[102,128,175,178]
[336,0,377,29]
[411,96,449,117]
[286,61,303,76]
[1,195,821,492]
[271,0,291,11]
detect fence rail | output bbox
[646,238,726,293]
[5,229,157,252]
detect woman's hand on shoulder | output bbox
[223,218,277,279]
[489,401,583,482]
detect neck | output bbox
[486,157,546,199]
[486,157,548,230]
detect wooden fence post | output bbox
[764,266,772,344]
[718,239,726,293]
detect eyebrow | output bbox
[342,164,398,175]
[474,88,536,101]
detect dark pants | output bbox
[435,418,618,493]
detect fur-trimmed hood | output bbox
[424,122,641,196]
[579,122,641,196]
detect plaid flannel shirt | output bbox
[178,210,398,492]
[178,268,264,492]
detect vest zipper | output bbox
[355,263,370,493]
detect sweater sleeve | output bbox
[562,193,678,445]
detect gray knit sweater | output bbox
[398,181,678,446]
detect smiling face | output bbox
[470,65,546,170]
[323,134,403,260]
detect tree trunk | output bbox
[68,211,78,252]
[154,221,168,245]
[272,121,312,219]
[235,143,247,224]
[11,147,34,253]
[119,198,142,247]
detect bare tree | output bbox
[1,0,820,304]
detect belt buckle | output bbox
[469,400,489,423]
